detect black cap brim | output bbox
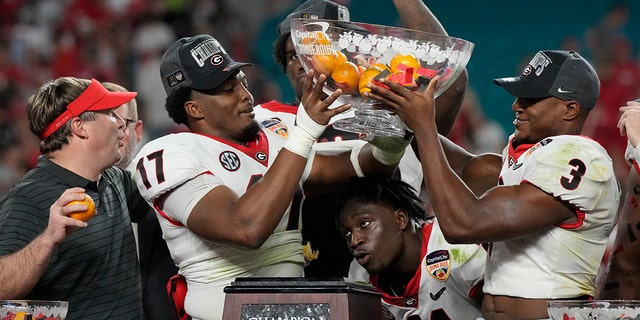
[493,76,552,99]
[190,61,253,91]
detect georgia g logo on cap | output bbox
[211,54,224,66]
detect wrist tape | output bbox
[372,146,406,165]
[284,103,326,158]
[367,133,413,165]
[349,143,366,177]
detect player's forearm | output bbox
[394,0,467,135]
[598,171,640,299]
[0,235,55,299]
[303,143,400,195]
[434,70,467,135]
[394,0,447,35]
[230,149,308,247]
[358,144,402,176]
[414,126,481,242]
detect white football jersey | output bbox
[349,219,486,320]
[132,128,304,283]
[484,134,620,298]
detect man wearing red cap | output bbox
[367,50,620,319]
[0,77,149,319]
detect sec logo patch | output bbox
[220,151,240,171]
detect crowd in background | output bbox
[0,0,639,195]
[0,0,298,194]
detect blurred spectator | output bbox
[448,88,507,154]
[584,38,640,186]
[131,8,177,139]
[585,1,630,71]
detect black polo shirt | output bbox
[0,156,148,319]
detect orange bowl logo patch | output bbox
[426,249,450,281]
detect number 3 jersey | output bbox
[484,134,620,298]
[132,128,305,283]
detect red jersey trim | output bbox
[258,100,297,114]
[632,159,640,175]
[154,201,183,227]
[192,131,271,167]
[520,180,585,229]
[371,223,434,308]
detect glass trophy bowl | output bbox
[0,300,69,320]
[547,300,640,320]
[290,18,474,137]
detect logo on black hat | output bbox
[211,54,224,66]
[167,71,185,88]
[525,52,551,77]
[191,39,224,67]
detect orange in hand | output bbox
[67,193,96,222]
[331,61,360,93]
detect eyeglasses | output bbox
[123,118,137,127]
[101,110,137,128]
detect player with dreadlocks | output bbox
[336,176,486,319]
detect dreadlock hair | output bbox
[335,176,429,226]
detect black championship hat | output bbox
[493,50,600,110]
[277,0,350,35]
[160,34,253,95]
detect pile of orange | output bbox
[309,51,424,95]
[312,49,347,77]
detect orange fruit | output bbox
[311,50,347,77]
[313,33,331,45]
[331,61,360,93]
[300,37,315,45]
[372,62,390,72]
[389,53,421,74]
[68,193,96,222]
[358,66,384,94]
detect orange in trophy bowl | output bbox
[547,300,640,320]
[331,61,361,93]
[291,18,474,137]
[0,300,69,320]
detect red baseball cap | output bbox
[40,79,137,140]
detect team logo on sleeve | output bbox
[220,151,240,171]
[525,138,553,157]
[260,118,289,138]
[426,250,450,281]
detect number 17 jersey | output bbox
[132,128,304,282]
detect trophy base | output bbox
[333,108,407,137]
